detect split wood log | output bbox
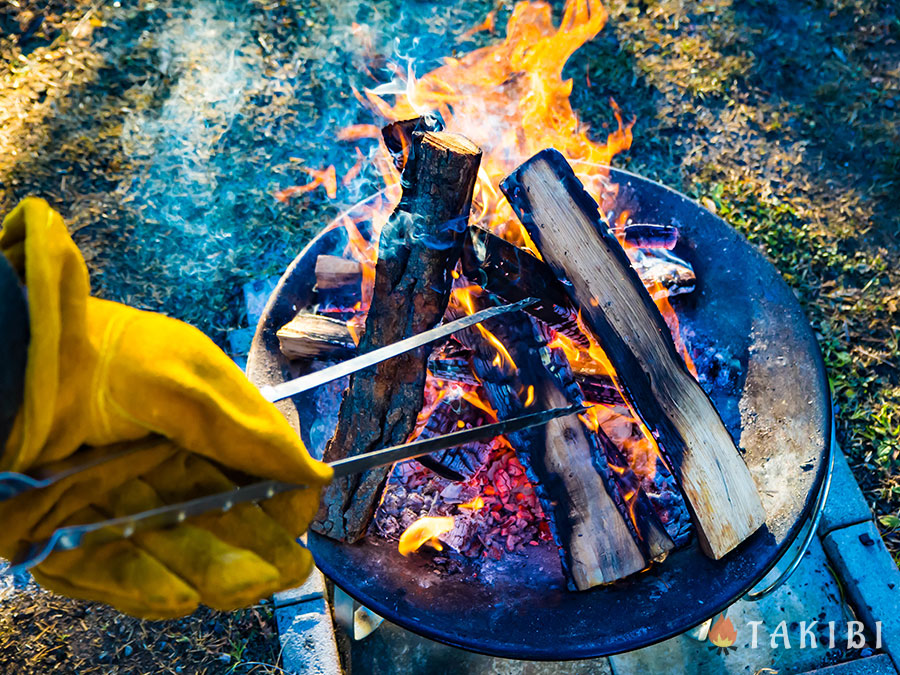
[276,313,356,360]
[501,149,765,559]
[460,226,588,348]
[312,130,482,543]
[315,255,363,290]
[451,297,656,588]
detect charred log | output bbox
[313,131,482,543]
[622,223,678,250]
[414,396,492,481]
[501,149,765,559]
[574,373,624,407]
[460,226,588,348]
[452,293,651,588]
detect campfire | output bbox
[269,0,766,593]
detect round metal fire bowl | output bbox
[247,167,831,659]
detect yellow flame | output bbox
[398,516,455,556]
[459,496,485,510]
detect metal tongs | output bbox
[1,298,586,572]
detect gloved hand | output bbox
[0,198,333,619]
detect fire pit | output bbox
[247,166,830,659]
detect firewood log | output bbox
[460,226,589,347]
[501,149,765,559]
[629,248,696,300]
[381,114,444,170]
[414,396,492,481]
[312,130,482,543]
[450,298,657,588]
[276,313,356,359]
[622,223,678,250]
[315,255,363,290]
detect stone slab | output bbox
[800,653,897,675]
[824,521,900,671]
[609,535,869,675]
[274,568,327,609]
[275,594,342,675]
[818,444,872,537]
[342,618,612,674]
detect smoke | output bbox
[99,0,495,341]
[119,1,263,293]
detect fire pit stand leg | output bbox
[744,422,836,601]
[333,586,385,640]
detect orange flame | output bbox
[288,0,701,502]
[275,166,337,202]
[398,516,455,556]
[708,613,738,648]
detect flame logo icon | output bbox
[707,612,738,654]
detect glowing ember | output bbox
[398,516,455,556]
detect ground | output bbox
[0,0,898,671]
[0,571,280,674]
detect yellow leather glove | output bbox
[0,198,333,619]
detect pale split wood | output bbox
[276,313,355,360]
[501,150,765,559]
[537,379,648,586]
[314,255,362,290]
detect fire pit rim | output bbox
[248,165,831,660]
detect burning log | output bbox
[461,226,588,347]
[413,396,492,481]
[315,255,363,290]
[629,248,696,300]
[501,150,766,560]
[427,355,481,386]
[622,223,678,250]
[381,114,444,170]
[313,130,482,543]
[452,296,652,588]
[575,373,624,407]
[276,313,356,360]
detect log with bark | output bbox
[450,293,671,588]
[501,149,765,559]
[312,130,482,543]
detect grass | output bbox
[569,0,900,561]
[0,579,283,674]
